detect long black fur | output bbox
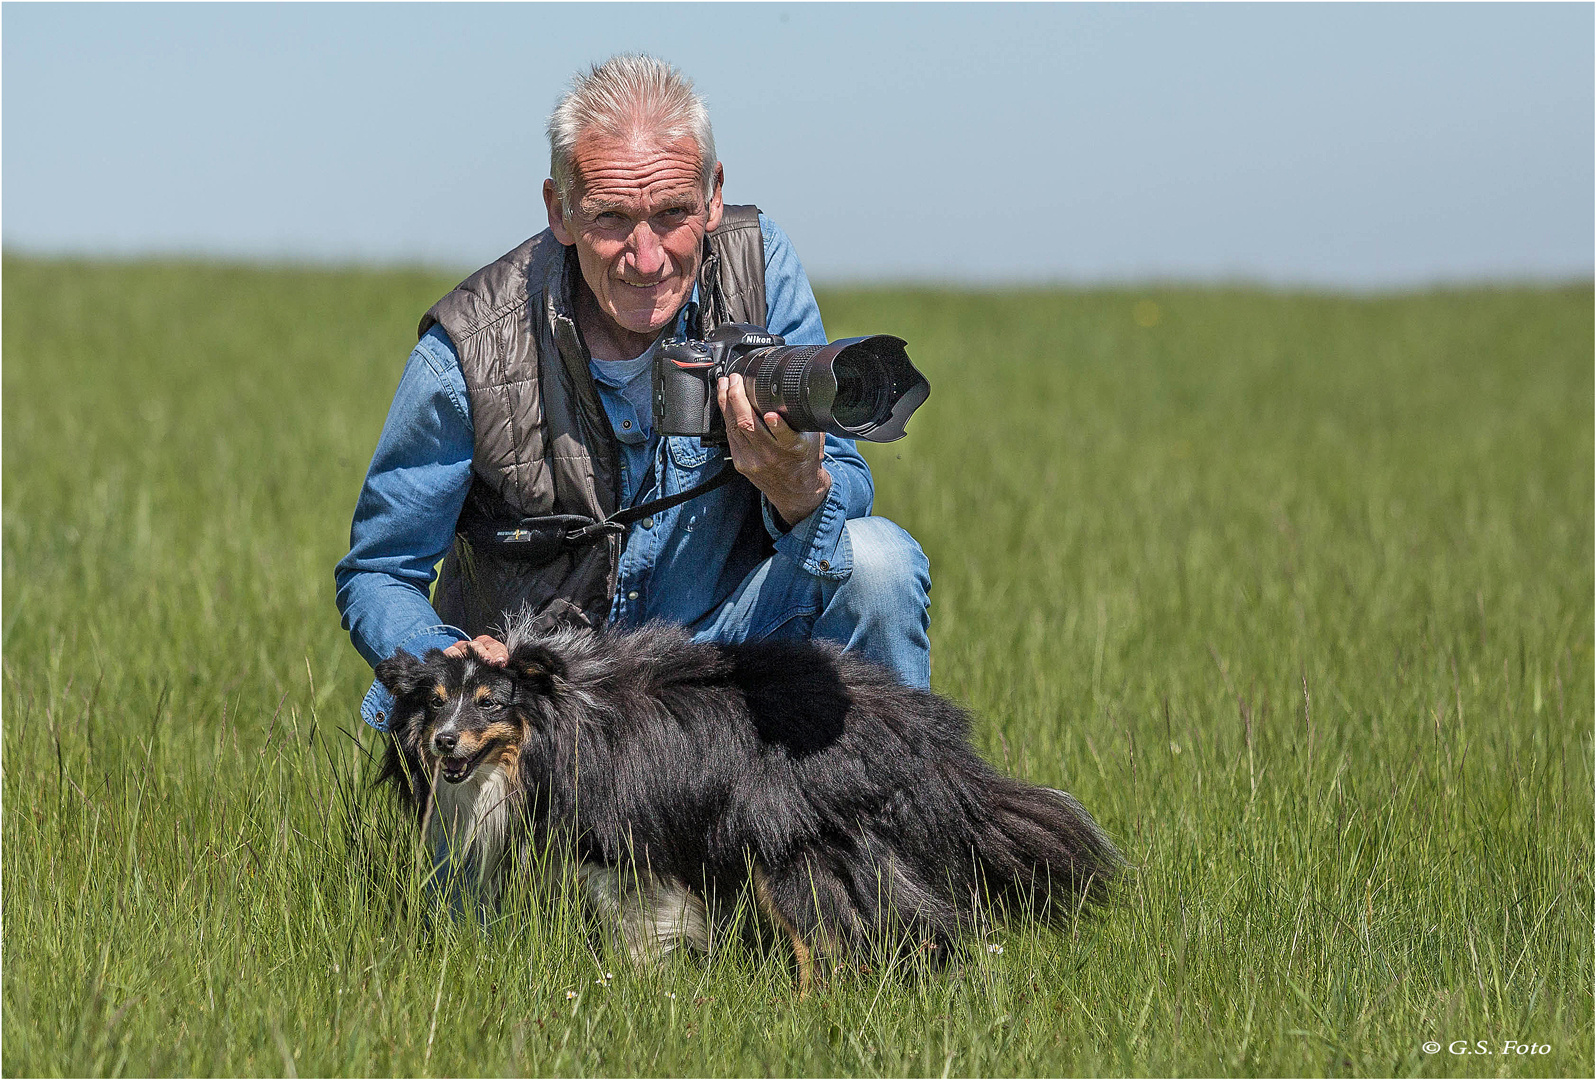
[378,618,1120,957]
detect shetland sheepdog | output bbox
[376,615,1119,989]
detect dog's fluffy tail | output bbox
[974,780,1122,921]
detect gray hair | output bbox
[547,54,717,213]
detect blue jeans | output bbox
[689,516,932,688]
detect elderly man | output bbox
[336,55,930,731]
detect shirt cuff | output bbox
[762,484,853,581]
[360,624,470,731]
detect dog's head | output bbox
[375,642,564,785]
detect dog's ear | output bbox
[375,650,427,697]
[508,642,564,694]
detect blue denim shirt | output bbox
[336,215,874,729]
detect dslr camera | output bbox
[654,323,930,444]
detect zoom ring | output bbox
[753,351,783,408]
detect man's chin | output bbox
[605,289,687,336]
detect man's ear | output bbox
[704,161,725,233]
[544,178,576,246]
[375,650,427,696]
[508,642,565,694]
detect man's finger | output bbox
[762,411,806,449]
[717,376,750,444]
[723,374,769,438]
[470,636,509,666]
[443,635,508,666]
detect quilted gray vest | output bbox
[421,205,767,637]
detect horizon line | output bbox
[5,245,1590,297]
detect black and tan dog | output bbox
[376,615,1119,989]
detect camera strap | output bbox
[563,461,739,545]
[465,461,739,562]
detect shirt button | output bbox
[818,560,831,571]
[627,590,639,601]
[621,419,632,430]
[374,711,385,722]
[641,516,654,529]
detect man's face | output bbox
[544,134,724,345]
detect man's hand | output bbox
[718,373,831,528]
[443,635,509,666]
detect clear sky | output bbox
[3,2,1591,286]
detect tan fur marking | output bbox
[433,684,449,704]
[754,867,815,997]
[495,741,521,772]
[474,685,492,703]
[450,723,524,759]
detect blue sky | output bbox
[3,2,1591,286]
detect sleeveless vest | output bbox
[420,205,767,637]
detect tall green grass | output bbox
[4,257,1590,1076]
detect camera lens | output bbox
[719,331,929,442]
[830,352,889,431]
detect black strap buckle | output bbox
[562,519,627,546]
[460,462,739,563]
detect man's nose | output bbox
[432,730,458,754]
[626,222,667,278]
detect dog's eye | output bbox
[480,699,501,711]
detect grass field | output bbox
[3,256,1591,1077]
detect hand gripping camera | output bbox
[466,324,930,565]
[653,323,931,444]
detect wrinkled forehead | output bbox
[571,132,707,210]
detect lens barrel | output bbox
[727,335,930,442]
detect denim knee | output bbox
[816,516,932,687]
[837,517,931,614]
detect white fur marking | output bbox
[578,864,709,960]
[428,759,517,903]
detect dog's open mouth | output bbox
[437,740,500,785]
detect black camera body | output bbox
[653,323,930,444]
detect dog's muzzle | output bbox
[436,739,497,784]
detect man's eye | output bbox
[595,211,627,226]
[657,208,690,224]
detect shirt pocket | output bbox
[666,436,721,475]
